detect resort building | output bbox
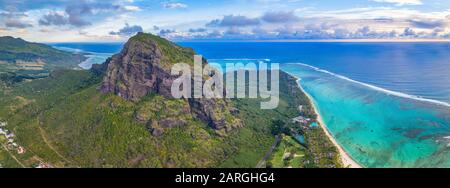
[292,116,310,124]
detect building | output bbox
[292,116,310,124]
[6,133,15,139]
[298,105,304,112]
[17,146,26,154]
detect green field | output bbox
[0,36,85,85]
[268,135,306,168]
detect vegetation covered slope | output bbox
[0,69,341,168]
[0,36,85,84]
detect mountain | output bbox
[99,33,195,100]
[0,36,86,83]
[97,32,241,136]
[0,33,342,168]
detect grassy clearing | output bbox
[268,135,307,168]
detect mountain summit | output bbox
[99,32,196,100]
[98,32,242,136]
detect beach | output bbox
[295,76,363,168]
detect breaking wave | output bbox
[285,62,450,107]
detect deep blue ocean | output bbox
[182,42,450,105]
[51,42,450,167]
[51,42,450,104]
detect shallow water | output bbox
[282,63,450,167]
[51,43,122,70]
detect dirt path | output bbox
[37,124,71,164]
[1,143,25,168]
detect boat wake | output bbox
[284,62,450,107]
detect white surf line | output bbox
[284,63,450,108]
[208,58,271,61]
[55,46,114,56]
[285,72,363,168]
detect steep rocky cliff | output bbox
[98,32,242,136]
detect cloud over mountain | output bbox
[38,1,140,27]
[109,23,143,36]
[1,11,33,28]
[39,12,69,26]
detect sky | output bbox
[1,0,450,42]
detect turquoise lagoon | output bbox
[199,58,450,168]
[282,63,450,168]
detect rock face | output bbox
[98,32,242,135]
[100,34,176,101]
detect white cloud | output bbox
[372,0,423,6]
[163,2,188,9]
[123,6,141,12]
[4,0,450,41]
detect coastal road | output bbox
[256,135,281,168]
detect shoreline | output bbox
[292,75,363,168]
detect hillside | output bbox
[0,36,86,84]
[0,33,342,168]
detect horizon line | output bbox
[4,34,450,43]
[174,39,450,43]
[47,39,450,43]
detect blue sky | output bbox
[1,0,450,42]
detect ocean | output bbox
[51,43,123,69]
[51,42,450,167]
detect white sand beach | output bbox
[295,77,362,168]
[310,97,362,168]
